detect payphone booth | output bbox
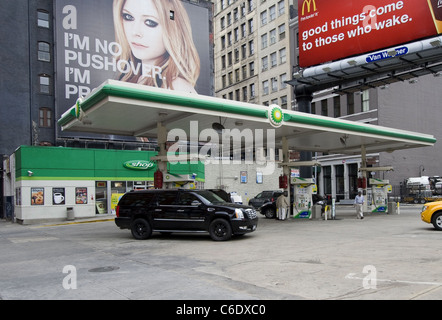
[369,178,391,213]
[291,177,316,219]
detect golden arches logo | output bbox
[301,0,317,15]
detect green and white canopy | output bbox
[58,80,436,155]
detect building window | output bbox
[260,11,267,26]
[235,68,240,82]
[248,19,254,33]
[261,34,268,49]
[334,96,341,117]
[261,56,268,71]
[250,83,256,98]
[321,100,328,116]
[39,74,50,94]
[241,44,247,59]
[248,0,254,12]
[270,52,277,68]
[271,77,278,92]
[269,5,276,21]
[280,73,287,89]
[269,29,277,45]
[242,86,248,101]
[39,108,52,127]
[38,42,51,62]
[249,40,254,55]
[279,48,286,64]
[262,80,269,95]
[37,10,50,28]
[347,93,355,114]
[235,89,240,101]
[361,90,370,111]
[278,24,286,40]
[249,62,255,76]
[278,0,285,16]
[281,96,287,108]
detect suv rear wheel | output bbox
[209,218,232,241]
[131,218,152,240]
[262,207,276,219]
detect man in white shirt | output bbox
[354,191,364,219]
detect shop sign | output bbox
[123,160,155,171]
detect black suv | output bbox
[115,189,258,241]
[248,190,283,218]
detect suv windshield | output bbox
[196,190,226,204]
[257,191,274,199]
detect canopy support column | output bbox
[157,121,168,189]
[295,84,314,178]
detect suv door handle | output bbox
[154,209,162,212]
[177,209,185,212]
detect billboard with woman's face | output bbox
[54,0,212,138]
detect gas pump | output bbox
[291,177,316,219]
[369,178,391,213]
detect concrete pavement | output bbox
[0,204,441,301]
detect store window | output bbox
[95,181,107,214]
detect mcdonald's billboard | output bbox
[298,0,442,68]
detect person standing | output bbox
[276,191,290,220]
[354,191,365,219]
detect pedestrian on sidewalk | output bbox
[354,191,364,219]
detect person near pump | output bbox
[354,191,364,219]
[276,191,290,220]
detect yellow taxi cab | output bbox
[421,201,442,230]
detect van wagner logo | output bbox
[123,160,155,170]
[301,0,318,16]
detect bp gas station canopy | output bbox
[58,80,436,156]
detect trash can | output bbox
[388,202,398,215]
[311,204,322,219]
[66,207,75,221]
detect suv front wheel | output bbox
[131,218,152,240]
[432,212,442,230]
[209,218,232,241]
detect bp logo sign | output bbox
[267,104,284,128]
[123,160,155,170]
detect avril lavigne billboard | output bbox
[54,0,212,138]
